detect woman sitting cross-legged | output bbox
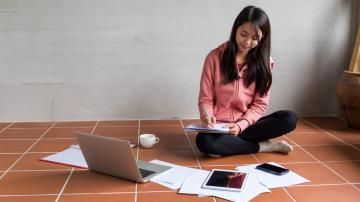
[196,6,297,157]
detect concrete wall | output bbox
[0,0,358,121]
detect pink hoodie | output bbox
[198,42,274,132]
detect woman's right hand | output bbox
[202,116,216,128]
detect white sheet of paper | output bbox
[41,143,137,169]
[178,170,270,202]
[149,160,201,189]
[236,162,310,189]
[157,167,200,184]
[41,145,88,168]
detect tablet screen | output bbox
[202,169,247,192]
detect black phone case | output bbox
[255,164,289,175]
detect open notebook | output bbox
[40,144,136,168]
[185,123,229,133]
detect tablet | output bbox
[201,169,248,192]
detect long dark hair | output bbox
[221,5,272,97]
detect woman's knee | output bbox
[278,110,297,131]
[195,133,219,154]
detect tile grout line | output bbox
[0,123,56,180]
[0,190,180,197]
[318,159,360,163]
[283,143,348,147]
[0,138,51,141]
[0,152,28,155]
[64,190,177,195]
[1,127,53,130]
[134,120,141,202]
[0,194,59,197]
[61,192,140,195]
[96,125,139,128]
[282,133,298,145]
[301,119,360,151]
[138,124,182,127]
[282,187,297,202]
[290,131,322,134]
[10,169,73,172]
[290,119,360,192]
[3,137,135,141]
[55,168,75,202]
[0,123,15,136]
[179,120,202,169]
[0,182,359,197]
[180,120,218,202]
[290,182,357,187]
[252,154,261,164]
[53,126,100,129]
[46,136,136,140]
[90,121,100,135]
[55,121,99,202]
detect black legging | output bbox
[196,110,297,156]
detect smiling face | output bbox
[235,22,263,53]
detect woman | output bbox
[196,6,297,157]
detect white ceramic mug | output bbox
[139,134,160,148]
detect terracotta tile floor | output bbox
[0,117,359,202]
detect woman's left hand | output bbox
[225,123,241,135]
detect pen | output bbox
[203,107,214,128]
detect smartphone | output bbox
[255,163,289,175]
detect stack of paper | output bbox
[179,170,270,202]
[185,123,229,133]
[150,161,310,202]
[236,162,310,188]
[149,160,201,189]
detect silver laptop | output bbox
[75,132,170,183]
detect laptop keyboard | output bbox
[139,168,156,178]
